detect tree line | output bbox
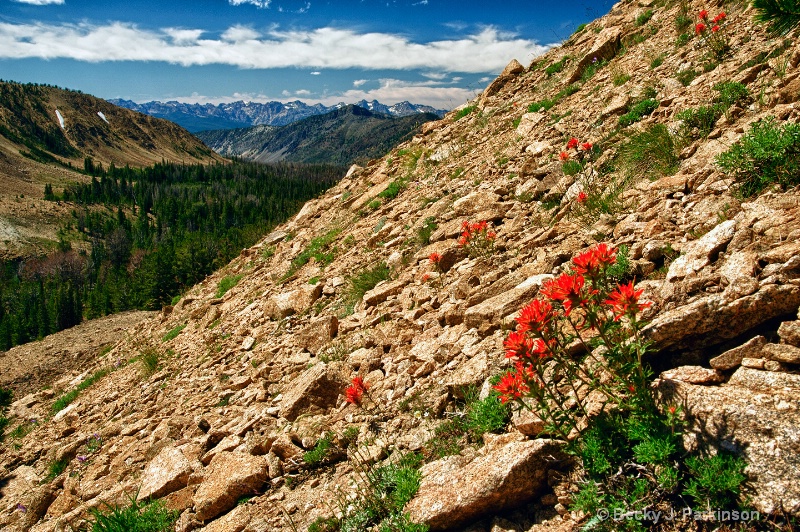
[0,159,343,351]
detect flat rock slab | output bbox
[278,361,346,421]
[405,436,567,530]
[193,452,268,522]
[655,370,800,516]
[138,446,192,501]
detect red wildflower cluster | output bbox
[576,191,588,204]
[566,137,579,149]
[458,220,496,257]
[492,243,654,407]
[695,10,727,36]
[345,376,369,406]
[494,369,529,404]
[605,280,653,321]
[429,252,442,265]
[559,151,570,161]
[571,243,616,278]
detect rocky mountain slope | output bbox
[2,0,800,530]
[111,98,447,133]
[0,81,222,258]
[196,105,441,166]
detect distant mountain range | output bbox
[195,104,440,166]
[109,98,447,133]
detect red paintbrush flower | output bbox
[698,9,708,19]
[580,142,593,151]
[541,273,587,315]
[516,298,554,334]
[711,25,720,32]
[559,151,570,161]
[504,330,534,359]
[576,191,588,204]
[712,12,725,22]
[493,370,529,404]
[604,280,653,321]
[566,137,579,149]
[345,376,369,405]
[429,252,442,264]
[695,22,706,34]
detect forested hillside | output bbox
[197,105,440,166]
[0,160,342,350]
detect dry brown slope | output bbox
[2,0,800,530]
[0,81,224,257]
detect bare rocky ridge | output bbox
[2,0,800,530]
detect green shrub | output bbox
[561,160,583,176]
[753,0,800,36]
[684,452,747,508]
[426,387,510,459]
[45,458,69,482]
[677,105,723,139]
[618,124,680,181]
[713,81,750,108]
[416,216,438,246]
[635,9,654,26]
[716,117,800,197]
[52,368,110,414]
[215,274,243,298]
[89,494,178,532]
[675,68,698,86]
[140,348,160,376]
[378,179,407,200]
[303,432,335,467]
[618,98,658,127]
[0,414,8,442]
[581,58,607,82]
[613,73,631,86]
[343,262,390,312]
[453,105,475,121]
[162,324,185,342]
[575,23,587,33]
[649,54,665,69]
[675,32,691,46]
[0,386,11,409]
[545,56,569,76]
[282,227,343,280]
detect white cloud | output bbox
[0,21,550,73]
[13,0,64,4]
[229,0,271,8]
[174,78,482,110]
[310,71,321,75]
[353,79,368,87]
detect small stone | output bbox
[710,336,766,370]
[660,365,724,384]
[762,343,800,365]
[778,321,800,347]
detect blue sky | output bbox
[0,0,615,109]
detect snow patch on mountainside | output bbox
[55,109,65,129]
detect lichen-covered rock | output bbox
[655,370,800,516]
[278,362,346,421]
[138,446,193,501]
[193,452,268,522]
[405,436,567,529]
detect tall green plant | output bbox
[753,0,800,35]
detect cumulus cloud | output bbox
[353,79,368,87]
[0,21,550,73]
[13,0,64,4]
